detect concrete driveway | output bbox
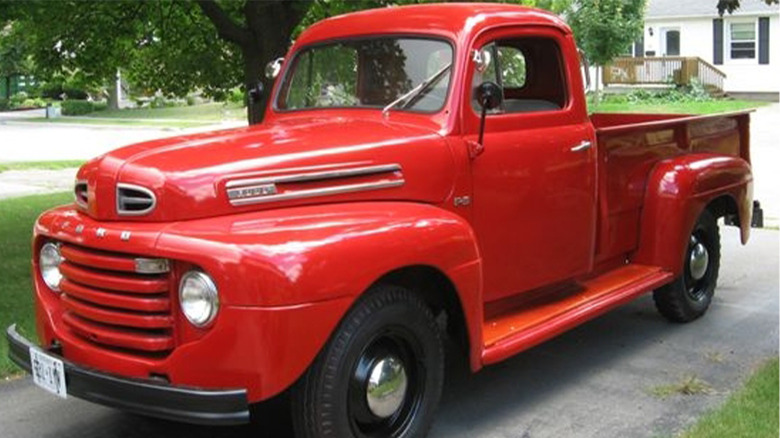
[0,226,776,438]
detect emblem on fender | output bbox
[96,228,107,238]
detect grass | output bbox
[683,358,779,438]
[0,192,72,378]
[20,117,209,128]
[87,102,246,121]
[589,99,769,114]
[13,102,247,128]
[0,160,85,173]
[650,375,715,399]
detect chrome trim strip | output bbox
[225,164,402,189]
[229,179,405,206]
[74,179,88,209]
[116,183,157,216]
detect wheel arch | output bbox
[372,265,471,362]
[633,154,752,276]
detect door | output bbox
[466,28,598,302]
[662,28,681,56]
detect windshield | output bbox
[276,37,453,113]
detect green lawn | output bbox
[590,99,769,114]
[684,358,779,438]
[15,102,247,128]
[21,117,209,128]
[0,192,72,378]
[0,160,85,173]
[87,102,246,122]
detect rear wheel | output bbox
[292,285,444,438]
[653,209,721,322]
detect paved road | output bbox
[0,226,777,438]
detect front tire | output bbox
[292,285,444,438]
[653,209,721,322]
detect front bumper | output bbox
[6,324,249,426]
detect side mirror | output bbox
[265,57,284,80]
[475,81,502,151]
[476,81,503,111]
[248,80,264,103]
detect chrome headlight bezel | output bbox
[178,270,219,328]
[39,242,63,292]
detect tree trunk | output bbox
[243,49,264,125]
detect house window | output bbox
[730,22,756,59]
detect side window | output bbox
[472,37,567,114]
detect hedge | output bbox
[61,100,107,116]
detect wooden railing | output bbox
[603,57,726,92]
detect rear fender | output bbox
[632,154,752,275]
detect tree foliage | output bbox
[568,0,646,67]
[717,0,778,15]
[0,22,34,78]
[1,0,659,121]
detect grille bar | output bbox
[62,295,173,329]
[60,279,171,312]
[63,313,174,352]
[60,262,168,294]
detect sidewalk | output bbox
[0,169,77,199]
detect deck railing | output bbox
[603,57,726,92]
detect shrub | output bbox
[0,99,9,111]
[61,100,100,115]
[9,92,29,108]
[227,87,244,104]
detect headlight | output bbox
[179,271,219,327]
[39,242,63,292]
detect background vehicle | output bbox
[7,4,755,437]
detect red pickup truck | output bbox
[7,4,756,437]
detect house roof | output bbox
[646,0,779,19]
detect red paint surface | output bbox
[29,4,753,404]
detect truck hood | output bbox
[75,116,456,222]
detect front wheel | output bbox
[653,209,721,322]
[292,285,444,438]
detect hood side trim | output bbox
[225,164,402,188]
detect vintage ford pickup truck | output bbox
[6,4,757,438]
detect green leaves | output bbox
[568,0,646,67]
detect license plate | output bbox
[30,347,67,399]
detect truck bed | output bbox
[589,110,752,264]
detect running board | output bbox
[481,264,673,365]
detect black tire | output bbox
[292,285,444,438]
[653,209,721,322]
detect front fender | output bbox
[633,154,752,275]
[156,202,483,397]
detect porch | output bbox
[603,57,727,95]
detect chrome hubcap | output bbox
[689,236,709,281]
[366,355,408,419]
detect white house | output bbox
[642,0,779,99]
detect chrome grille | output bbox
[117,183,156,216]
[74,181,88,208]
[58,242,174,355]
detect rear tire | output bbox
[653,209,720,322]
[292,285,444,438]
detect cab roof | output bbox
[295,3,571,46]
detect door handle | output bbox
[570,141,592,152]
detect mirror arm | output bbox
[478,101,488,146]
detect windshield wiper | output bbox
[382,63,452,115]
